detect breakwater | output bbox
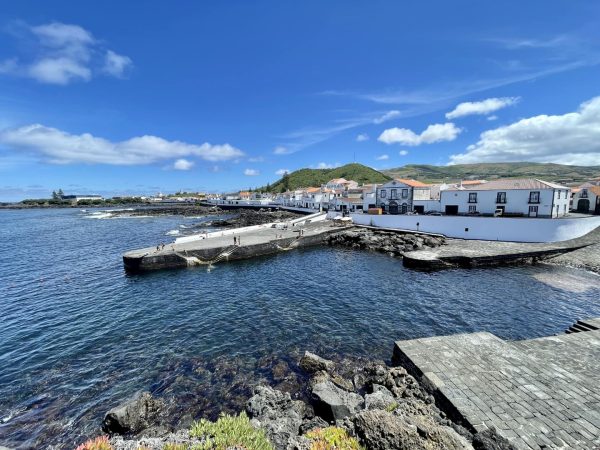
[123,215,339,272]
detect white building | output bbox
[440,179,570,218]
[376,179,429,214]
[572,185,600,215]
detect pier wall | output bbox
[338,212,600,243]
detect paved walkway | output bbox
[394,323,600,449]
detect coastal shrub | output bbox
[385,401,399,412]
[189,412,273,450]
[75,435,113,450]
[163,444,187,450]
[305,427,363,450]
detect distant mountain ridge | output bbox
[382,162,600,185]
[264,163,391,192]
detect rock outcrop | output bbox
[102,392,166,435]
[299,351,335,374]
[327,228,445,256]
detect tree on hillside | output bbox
[52,190,58,200]
[282,172,290,192]
[57,189,64,199]
[266,182,271,193]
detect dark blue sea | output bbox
[1,208,599,448]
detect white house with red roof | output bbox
[572,185,600,215]
[440,178,570,218]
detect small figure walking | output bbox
[156,244,160,252]
[233,236,237,245]
[161,243,165,250]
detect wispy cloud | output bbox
[0,124,244,165]
[0,21,132,85]
[244,168,259,176]
[356,133,369,142]
[375,154,389,160]
[273,146,292,155]
[399,150,409,156]
[173,158,194,170]
[446,97,520,119]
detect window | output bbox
[468,205,477,213]
[468,192,477,203]
[496,192,506,203]
[529,191,540,203]
[557,190,561,199]
[380,189,386,198]
[581,189,588,198]
[390,189,397,199]
[401,189,409,198]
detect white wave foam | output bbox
[166,229,180,236]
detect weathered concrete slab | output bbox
[402,238,591,270]
[393,322,600,449]
[123,220,343,272]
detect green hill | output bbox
[265,163,391,192]
[382,162,600,185]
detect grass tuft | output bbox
[305,427,363,450]
[75,435,113,450]
[189,412,273,450]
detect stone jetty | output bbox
[393,318,600,449]
[123,214,341,272]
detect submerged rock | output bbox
[102,392,166,435]
[299,351,335,374]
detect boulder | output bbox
[472,428,517,450]
[299,352,334,374]
[246,386,304,450]
[310,379,364,422]
[353,409,471,450]
[364,387,396,411]
[299,416,329,435]
[102,392,165,435]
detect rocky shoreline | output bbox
[86,352,514,450]
[326,227,446,256]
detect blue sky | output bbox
[1,1,600,201]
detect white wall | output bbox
[344,212,600,243]
[440,188,569,217]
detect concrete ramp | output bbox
[393,324,600,449]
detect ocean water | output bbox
[1,208,599,448]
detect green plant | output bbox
[305,427,363,450]
[163,444,187,450]
[385,401,399,412]
[189,412,273,450]
[75,435,113,450]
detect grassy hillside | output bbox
[383,162,600,185]
[265,163,391,192]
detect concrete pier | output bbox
[393,320,600,449]
[123,219,342,272]
[402,239,591,269]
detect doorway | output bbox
[445,205,458,215]
[528,205,538,217]
[389,201,399,215]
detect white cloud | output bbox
[315,162,341,169]
[273,146,291,155]
[376,154,389,160]
[356,133,369,142]
[173,158,194,170]
[446,97,520,119]
[103,50,132,78]
[0,22,132,85]
[0,124,244,165]
[248,156,265,162]
[378,123,461,146]
[244,168,259,176]
[487,115,498,121]
[450,96,600,165]
[399,150,409,156]
[373,110,400,124]
[275,169,290,176]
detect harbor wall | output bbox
[333,212,600,243]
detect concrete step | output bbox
[576,319,600,330]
